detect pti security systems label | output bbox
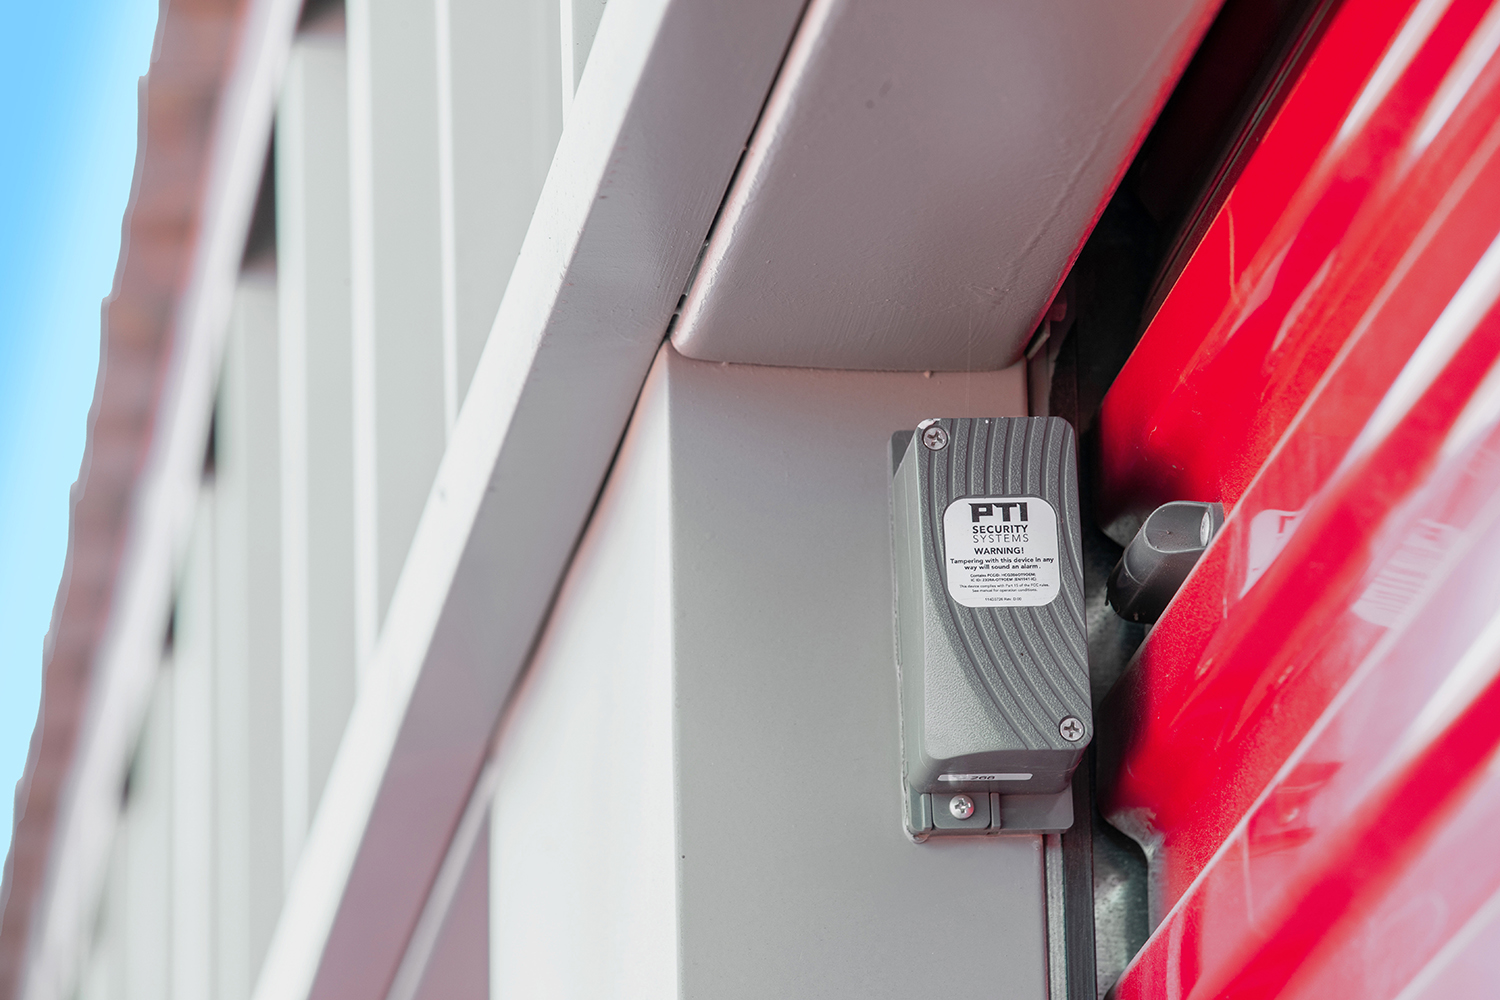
[942,495,1060,608]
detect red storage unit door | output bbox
[1095,0,1500,995]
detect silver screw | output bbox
[1059,717,1086,742]
[920,420,949,451]
[949,794,975,820]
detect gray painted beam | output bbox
[672,0,1221,372]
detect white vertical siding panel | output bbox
[76,838,126,1000]
[347,0,380,674]
[445,0,565,408]
[216,277,286,999]
[277,32,359,881]
[76,941,112,1000]
[122,678,173,1000]
[490,360,677,999]
[277,44,313,880]
[346,0,449,641]
[434,0,460,437]
[215,306,253,1000]
[172,493,216,1000]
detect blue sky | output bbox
[0,0,160,865]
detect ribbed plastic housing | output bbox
[893,417,1090,810]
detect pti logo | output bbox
[970,501,1029,523]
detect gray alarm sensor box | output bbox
[893,417,1089,838]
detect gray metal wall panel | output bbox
[215,276,287,1000]
[266,2,811,995]
[446,0,564,407]
[490,359,678,997]
[276,34,359,868]
[664,348,1049,997]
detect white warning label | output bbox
[942,495,1060,608]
